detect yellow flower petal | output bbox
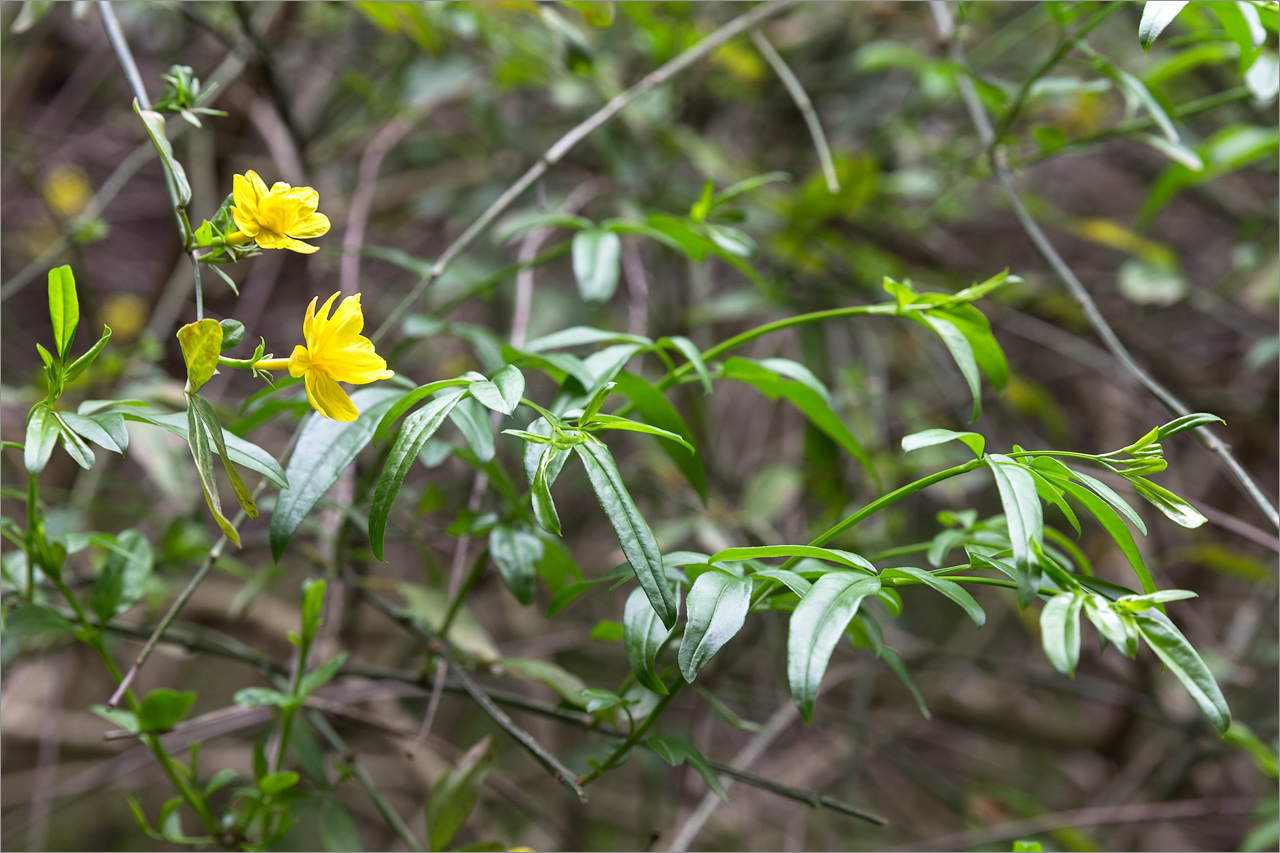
[255,231,318,253]
[269,181,292,193]
[287,344,310,379]
[231,207,261,237]
[288,212,330,239]
[301,297,319,349]
[326,341,391,384]
[280,186,320,216]
[236,171,268,208]
[305,369,359,422]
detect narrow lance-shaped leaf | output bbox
[612,370,707,503]
[624,585,675,694]
[369,389,467,561]
[574,439,676,627]
[191,395,256,520]
[788,573,881,721]
[186,399,240,546]
[1139,1,1190,51]
[1133,609,1230,733]
[64,325,111,384]
[119,410,287,488]
[987,454,1044,608]
[531,444,563,536]
[921,313,983,422]
[572,228,622,303]
[882,566,986,627]
[24,406,59,475]
[47,265,79,363]
[1040,591,1084,675]
[424,736,495,852]
[489,525,543,606]
[134,101,192,205]
[271,388,402,561]
[679,570,753,682]
[646,735,729,801]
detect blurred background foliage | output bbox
[1,1,1277,851]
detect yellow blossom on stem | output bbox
[255,293,393,422]
[225,170,330,254]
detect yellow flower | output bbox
[227,170,330,254]
[255,293,393,422]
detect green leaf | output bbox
[523,326,651,353]
[425,736,495,852]
[501,657,587,705]
[901,428,984,459]
[1040,591,1085,675]
[624,585,676,694]
[612,371,707,503]
[571,229,622,302]
[137,688,196,732]
[882,566,985,627]
[134,101,192,206]
[583,414,696,452]
[921,313,983,422]
[1084,595,1137,657]
[1155,413,1224,440]
[63,326,111,383]
[234,687,293,708]
[1129,477,1207,528]
[577,686,625,713]
[712,545,876,574]
[1139,1,1189,51]
[259,771,300,796]
[176,319,223,394]
[448,396,495,463]
[663,336,712,395]
[218,319,246,350]
[987,454,1044,609]
[47,265,79,362]
[272,388,402,561]
[299,651,349,696]
[531,443,563,536]
[679,570,752,682]
[1133,609,1230,733]
[301,577,327,644]
[190,395,256,519]
[750,567,812,596]
[120,410,287,488]
[4,603,75,636]
[721,358,878,487]
[58,419,95,470]
[89,529,153,623]
[369,389,467,561]
[320,799,362,853]
[24,405,59,474]
[489,524,544,605]
[788,573,881,721]
[186,399,240,547]
[59,411,124,454]
[646,735,729,801]
[373,379,471,444]
[574,439,676,627]
[469,365,524,416]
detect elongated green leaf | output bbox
[883,566,985,627]
[922,313,982,422]
[679,570,752,682]
[272,388,402,560]
[572,229,622,302]
[788,573,881,721]
[63,326,111,383]
[1140,1,1189,51]
[1044,459,1146,536]
[987,454,1044,608]
[523,326,651,353]
[713,545,876,575]
[369,389,467,560]
[4,603,75,636]
[751,567,812,596]
[137,688,196,732]
[489,524,543,605]
[901,428,984,459]
[501,657,588,706]
[664,336,712,395]
[1084,595,1137,657]
[187,400,240,546]
[624,585,674,694]
[1038,469,1157,595]
[120,411,287,488]
[134,102,191,205]
[469,364,524,416]
[584,414,696,452]
[373,378,472,444]
[521,417,569,487]
[25,405,59,474]
[531,444,563,536]
[612,371,707,503]
[425,736,494,852]
[59,411,124,454]
[176,319,223,394]
[1130,477,1206,528]
[1040,591,1084,675]
[1026,465,1081,536]
[190,395,256,519]
[1134,609,1230,732]
[89,529,153,623]
[574,439,676,627]
[448,396,495,463]
[646,735,729,801]
[721,358,878,486]
[58,419,95,470]
[1156,413,1224,440]
[47,265,79,362]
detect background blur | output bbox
[1,2,1277,851]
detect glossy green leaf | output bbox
[134,101,191,205]
[1129,477,1207,528]
[89,529,153,623]
[882,566,985,627]
[186,400,240,546]
[469,364,524,416]
[373,379,471,444]
[1139,1,1189,51]
[47,265,79,362]
[1084,595,1137,657]
[788,573,881,721]
[901,428,984,459]
[369,389,467,560]
[572,228,621,302]
[1046,471,1158,596]
[190,395,256,519]
[176,319,223,394]
[1040,591,1084,675]
[624,585,675,694]
[751,567,812,596]
[117,410,286,487]
[574,439,676,627]
[531,443,563,536]
[646,735,728,801]
[4,603,75,636]
[59,411,124,454]
[58,419,95,470]
[234,687,293,708]
[663,336,712,395]
[271,388,402,561]
[137,688,196,732]
[679,570,752,682]
[1155,413,1224,440]
[612,371,707,503]
[425,736,494,852]
[523,325,651,353]
[922,313,983,421]
[24,405,59,474]
[1134,609,1231,733]
[987,454,1043,608]
[448,396,495,463]
[489,524,543,605]
[713,545,876,574]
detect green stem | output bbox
[580,680,683,785]
[989,3,1123,145]
[191,251,204,322]
[25,474,38,602]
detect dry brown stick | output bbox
[750,29,839,194]
[930,0,1279,531]
[371,0,800,345]
[894,796,1258,852]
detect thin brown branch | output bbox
[750,29,839,193]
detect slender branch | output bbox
[931,1,1279,530]
[231,2,308,164]
[349,574,589,802]
[580,682,683,786]
[750,30,839,194]
[704,761,888,826]
[371,0,800,344]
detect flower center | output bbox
[256,194,297,235]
